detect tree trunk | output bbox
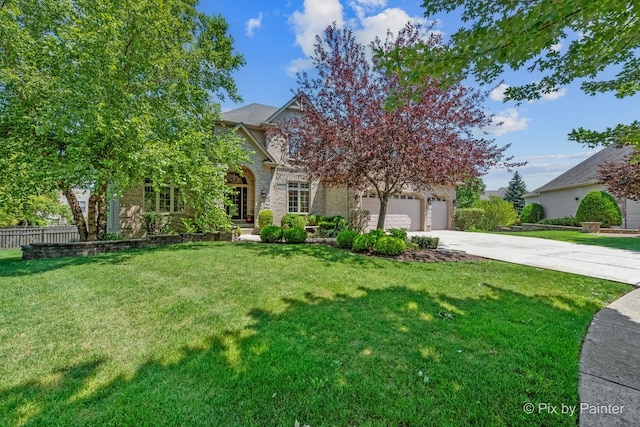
[87,193,100,241]
[376,193,389,230]
[95,183,108,239]
[61,185,89,242]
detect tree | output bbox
[0,191,71,228]
[0,0,246,241]
[379,1,640,148]
[456,177,486,209]
[598,150,640,201]
[275,23,513,230]
[503,171,528,214]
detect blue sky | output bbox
[201,0,640,191]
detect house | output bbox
[115,96,455,236]
[481,187,506,200]
[524,145,640,228]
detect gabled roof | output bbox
[221,103,279,126]
[531,145,634,193]
[231,123,277,165]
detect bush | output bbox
[352,233,376,252]
[258,210,274,230]
[375,236,406,256]
[348,208,370,233]
[317,216,348,237]
[388,228,408,241]
[283,227,307,243]
[519,203,544,224]
[337,230,358,249]
[259,225,282,243]
[538,216,580,226]
[410,235,439,249]
[307,214,317,226]
[454,208,484,231]
[281,213,307,229]
[575,190,622,227]
[474,197,517,231]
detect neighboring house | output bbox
[116,95,455,236]
[524,145,640,228]
[481,187,506,200]
[54,188,91,224]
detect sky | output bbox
[200,0,640,191]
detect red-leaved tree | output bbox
[598,150,640,201]
[275,23,516,229]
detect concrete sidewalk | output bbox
[413,230,640,426]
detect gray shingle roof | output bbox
[221,103,279,126]
[531,145,634,193]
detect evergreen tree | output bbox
[503,172,528,214]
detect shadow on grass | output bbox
[0,242,218,278]
[572,235,640,252]
[0,284,604,426]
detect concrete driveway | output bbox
[413,230,640,286]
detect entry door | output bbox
[228,186,248,219]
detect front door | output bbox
[228,186,248,219]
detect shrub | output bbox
[258,210,274,230]
[317,216,348,237]
[454,208,484,231]
[259,225,282,243]
[283,227,307,244]
[410,235,439,249]
[348,208,370,233]
[352,234,376,252]
[307,214,317,226]
[538,216,580,226]
[337,230,358,249]
[375,236,406,256]
[474,197,517,231]
[281,213,307,229]
[575,190,622,227]
[388,228,408,241]
[519,203,544,224]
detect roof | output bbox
[531,145,635,193]
[481,188,506,200]
[221,103,279,126]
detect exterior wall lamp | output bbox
[261,189,267,198]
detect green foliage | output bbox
[259,225,282,243]
[307,214,317,226]
[0,191,72,227]
[455,178,486,209]
[281,214,307,229]
[410,236,440,250]
[380,1,640,149]
[387,228,408,241]
[258,210,274,230]
[283,227,307,244]
[337,230,359,250]
[0,1,246,239]
[317,216,347,237]
[575,191,622,227]
[538,216,580,227]
[503,172,528,214]
[352,234,375,253]
[474,197,517,231]
[375,236,406,256]
[454,208,485,231]
[519,203,544,224]
[142,213,170,236]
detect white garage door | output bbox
[361,193,422,231]
[430,200,448,230]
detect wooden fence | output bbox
[0,226,80,249]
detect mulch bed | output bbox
[373,249,486,263]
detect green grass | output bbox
[0,243,631,426]
[495,230,640,251]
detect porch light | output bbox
[261,189,267,198]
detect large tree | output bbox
[0,0,246,240]
[456,177,486,209]
[379,1,640,148]
[598,151,640,201]
[275,23,514,230]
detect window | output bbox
[288,182,310,213]
[144,179,185,213]
[79,201,87,214]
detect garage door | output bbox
[361,193,422,231]
[430,199,448,230]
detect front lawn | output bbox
[0,243,630,426]
[495,230,640,251]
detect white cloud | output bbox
[246,13,263,37]
[285,58,314,77]
[287,0,426,74]
[490,83,509,102]
[540,87,567,101]
[488,109,530,136]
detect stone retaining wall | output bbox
[22,230,237,260]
